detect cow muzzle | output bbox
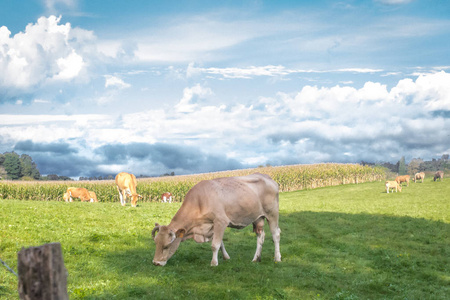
[152,260,167,266]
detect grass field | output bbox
[1,179,449,299]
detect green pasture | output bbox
[0,179,449,299]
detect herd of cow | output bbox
[62,172,282,267]
[62,172,172,205]
[385,170,444,193]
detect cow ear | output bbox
[176,229,186,238]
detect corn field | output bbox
[0,163,386,203]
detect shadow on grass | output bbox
[83,211,449,299]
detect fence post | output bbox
[17,242,68,300]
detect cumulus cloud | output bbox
[0,15,93,98]
[266,71,450,163]
[175,84,213,113]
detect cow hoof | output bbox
[211,260,218,266]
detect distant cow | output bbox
[414,172,425,183]
[161,192,172,203]
[115,172,142,207]
[89,191,98,202]
[434,171,444,181]
[63,187,95,202]
[395,175,410,187]
[152,173,281,267]
[386,181,402,193]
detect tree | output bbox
[398,156,406,175]
[0,165,7,179]
[3,152,22,180]
[20,154,41,180]
[408,158,423,175]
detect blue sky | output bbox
[1,0,449,178]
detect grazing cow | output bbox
[152,173,281,267]
[115,172,142,207]
[414,172,425,183]
[89,191,98,202]
[386,181,402,193]
[395,175,410,187]
[161,192,172,203]
[434,171,444,181]
[63,187,95,202]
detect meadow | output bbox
[1,174,448,299]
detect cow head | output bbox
[152,223,185,266]
[128,192,143,207]
[63,192,70,202]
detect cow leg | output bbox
[252,218,265,262]
[220,241,230,260]
[211,221,227,266]
[268,216,282,262]
[117,187,125,206]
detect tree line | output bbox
[362,154,449,175]
[0,152,73,181]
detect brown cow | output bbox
[115,172,142,207]
[434,171,444,181]
[414,172,425,183]
[386,181,402,193]
[63,187,95,202]
[89,191,98,202]
[161,192,172,203]
[395,175,410,187]
[152,173,281,267]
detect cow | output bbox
[152,173,281,267]
[434,171,444,181]
[115,172,142,207]
[386,181,402,193]
[89,191,98,202]
[63,187,95,202]
[395,175,410,187]
[414,172,425,183]
[161,192,172,203]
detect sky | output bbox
[1,0,449,178]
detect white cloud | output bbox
[187,64,384,79]
[104,75,131,89]
[52,50,84,80]
[0,15,93,90]
[33,99,50,104]
[175,84,213,113]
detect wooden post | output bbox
[17,243,68,300]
